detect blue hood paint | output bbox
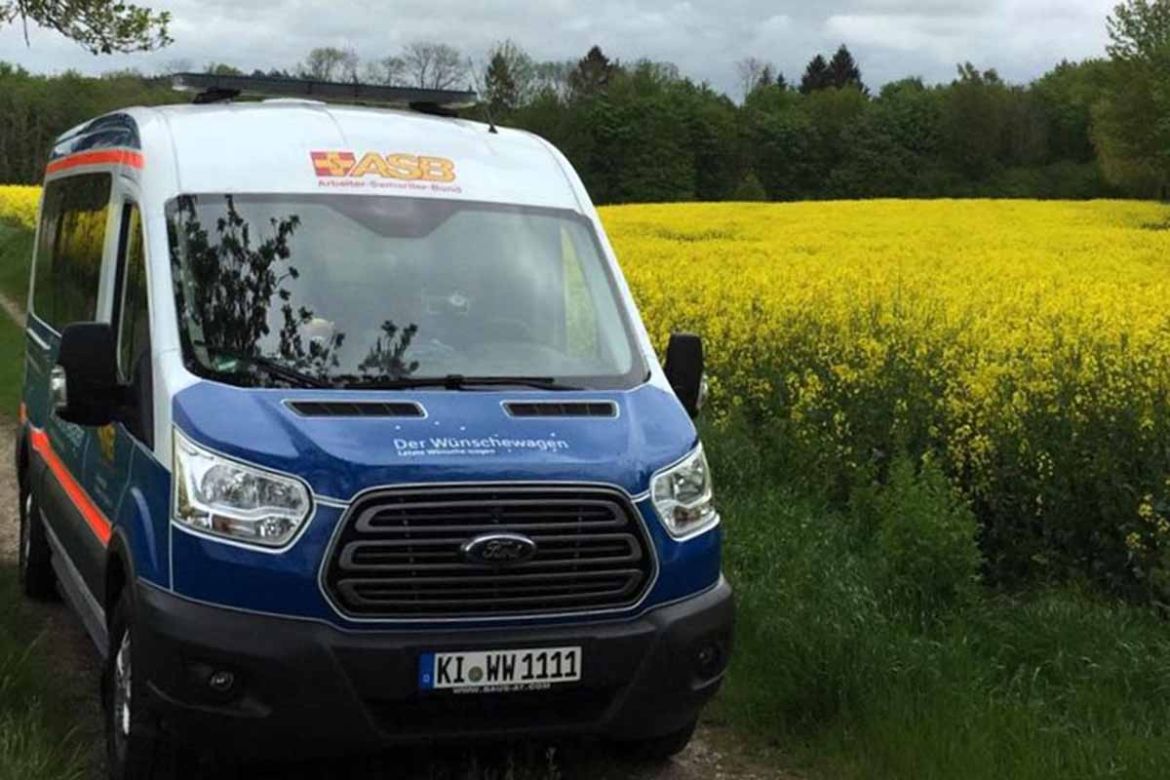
[169,381,722,629]
[173,382,698,499]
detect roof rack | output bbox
[171,73,478,116]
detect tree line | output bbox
[0,0,1166,203]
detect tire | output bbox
[18,487,56,600]
[105,590,174,780]
[618,719,698,763]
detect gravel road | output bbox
[0,418,783,779]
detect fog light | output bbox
[208,670,236,693]
[694,640,725,680]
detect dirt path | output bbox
[0,415,788,779]
[0,290,24,327]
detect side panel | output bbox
[26,160,140,606]
[29,342,111,602]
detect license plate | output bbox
[419,646,582,693]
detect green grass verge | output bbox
[0,220,31,308]
[706,425,1170,779]
[0,222,29,416]
[0,568,87,780]
[0,304,25,417]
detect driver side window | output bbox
[114,202,152,445]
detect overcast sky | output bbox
[0,0,1118,96]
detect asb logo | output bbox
[310,151,456,183]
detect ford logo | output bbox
[461,533,538,566]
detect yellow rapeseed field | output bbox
[600,200,1170,593]
[0,185,40,230]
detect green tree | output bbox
[1,0,169,53]
[1093,0,1170,197]
[940,63,1009,182]
[1033,59,1111,163]
[737,57,776,100]
[569,45,619,99]
[799,54,831,94]
[743,88,818,199]
[484,51,518,115]
[827,45,866,93]
[483,41,534,116]
[574,62,695,203]
[803,86,871,196]
[0,65,176,183]
[833,79,943,197]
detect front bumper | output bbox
[135,578,734,759]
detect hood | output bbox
[172,382,697,500]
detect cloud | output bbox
[0,0,1117,95]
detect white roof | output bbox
[124,101,583,211]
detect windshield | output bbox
[166,194,646,390]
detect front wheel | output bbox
[18,488,56,600]
[105,591,173,780]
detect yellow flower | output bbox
[0,185,41,230]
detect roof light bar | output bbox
[172,73,478,111]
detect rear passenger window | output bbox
[32,173,111,329]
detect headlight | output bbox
[172,431,311,548]
[651,446,719,539]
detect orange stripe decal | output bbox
[45,149,144,176]
[29,428,112,546]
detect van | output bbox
[15,75,733,778]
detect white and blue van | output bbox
[15,75,733,777]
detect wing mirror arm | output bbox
[664,332,706,419]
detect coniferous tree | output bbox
[800,54,831,94]
[484,51,519,115]
[569,45,619,98]
[828,45,866,93]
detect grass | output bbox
[0,568,87,780]
[0,220,30,307]
[705,424,1170,779]
[0,304,24,417]
[0,221,26,415]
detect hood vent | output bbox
[287,400,425,418]
[504,401,618,418]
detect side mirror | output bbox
[54,322,121,427]
[664,332,705,418]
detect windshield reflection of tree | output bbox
[173,195,418,386]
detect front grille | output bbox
[323,485,655,619]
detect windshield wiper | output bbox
[206,348,332,389]
[342,375,582,391]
